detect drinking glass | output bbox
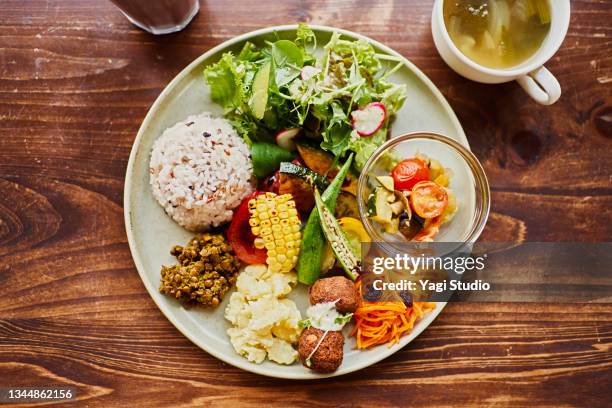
[111,0,200,35]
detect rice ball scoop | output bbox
[149,113,255,231]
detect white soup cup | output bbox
[431,0,571,105]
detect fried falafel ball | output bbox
[309,276,359,313]
[298,327,344,373]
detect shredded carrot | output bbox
[350,280,436,349]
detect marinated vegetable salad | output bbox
[149,25,446,374]
[368,154,457,241]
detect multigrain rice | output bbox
[149,113,254,231]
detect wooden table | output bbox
[1,1,610,406]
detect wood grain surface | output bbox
[1,0,611,406]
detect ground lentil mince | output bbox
[159,232,240,307]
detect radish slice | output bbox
[301,66,321,81]
[275,128,301,151]
[351,102,387,136]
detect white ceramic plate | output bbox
[124,25,468,379]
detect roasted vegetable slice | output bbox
[339,217,370,259]
[398,212,424,240]
[334,192,360,219]
[296,143,335,175]
[279,161,329,192]
[383,217,399,234]
[278,173,315,213]
[296,143,358,195]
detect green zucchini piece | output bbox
[376,176,394,191]
[367,187,394,224]
[296,143,359,195]
[296,154,354,285]
[279,161,329,191]
[314,190,360,281]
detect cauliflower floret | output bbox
[271,322,300,343]
[271,299,302,343]
[227,327,267,364]
[236,269,272,300]
[270,271,297,297]
[224,292,247,325]
[267,337,299,365]
[224,264,302,365]
[244,264,269,279]
[246,296,284,333]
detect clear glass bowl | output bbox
[357,132,490,250]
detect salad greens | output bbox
[204,24,406,171]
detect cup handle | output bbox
[516,66,561,105]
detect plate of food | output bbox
[124,24,483,379]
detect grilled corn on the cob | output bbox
[248,192,301,273]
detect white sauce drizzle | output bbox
[305,329,329,366]
[305,299,349,331]
[303,298,354,366]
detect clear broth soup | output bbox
[443,0,551,69]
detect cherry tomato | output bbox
[227,191,267,264]
[261,171,280,193]
[413,216,442,242]
[391,158,429,190]
[410,181,448,219]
